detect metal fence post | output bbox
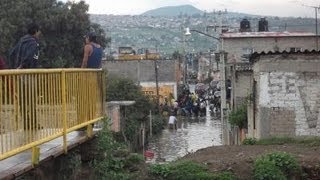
[61,70,67,154]
[149,110,152,137]
[31,146,40,166]
[103,70,107,116]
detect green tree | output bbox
[0,0,109,68]
[172,50,182,60]
[106,75,157,143]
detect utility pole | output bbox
[316,6,319,50]
[209,52,212,78]
[183,32,187,85]
[154,60,160,113]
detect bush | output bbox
[149,164,171,178]
[263,152,301,177]
[254,152,302,179]
[168,161,208,179]
[152,115,166,135]
[242,138,257,145]
[92,118,132,179]
[254,158,286,180]
[228,104,247,129]
[124,153,145,168]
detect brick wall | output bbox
[254,53,320,138]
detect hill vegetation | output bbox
[90,5,317,58]
[142,5,203,17]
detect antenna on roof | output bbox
[291,0,319,50]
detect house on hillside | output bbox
[247,50,320,139]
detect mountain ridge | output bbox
[142,5,204,17]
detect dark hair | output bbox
[27,23,40,35]
[86,32,98,43]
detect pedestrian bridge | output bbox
[0,69,105,179]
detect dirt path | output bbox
[182,145,320,179]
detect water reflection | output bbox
[147,115,222,162]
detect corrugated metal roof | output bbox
[221,31,316,38]
[252,49,320,55]
[250,49,320,61]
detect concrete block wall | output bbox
[102,60,177,82]
[223,37,319,63]
[253,54,320,138]
[269,107,296,136]
[233,71,253,108]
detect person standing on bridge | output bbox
[81,32,103,68]
[9,23,40,69]
[9,23,41,130]
[77,32,103,128]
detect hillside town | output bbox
[90,7,317,58]
[0,1,320,180]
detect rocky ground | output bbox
[182,144,320,179]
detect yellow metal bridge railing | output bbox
[0,69,105,164]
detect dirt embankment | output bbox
[182,145,320,179]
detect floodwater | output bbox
[147,112,223,162]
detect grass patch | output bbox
[255,136,320,146]
[242,137,257,145]
[149,160,236,180]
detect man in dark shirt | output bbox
[9,23,41,130]
[10,23,40,69]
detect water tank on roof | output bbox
[258,18,269,32]
[240,18,251,32]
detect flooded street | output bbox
[147,113,223,162]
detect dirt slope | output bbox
[182,145,320,179]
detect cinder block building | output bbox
[248,50,320,138]
[221,31,320,110]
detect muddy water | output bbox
[147,114,223,162]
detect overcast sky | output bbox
[72,0,319,17]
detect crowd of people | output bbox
[160,82,223,130]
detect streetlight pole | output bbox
[182,32,188,85]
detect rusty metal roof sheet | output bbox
[221,31,317,39]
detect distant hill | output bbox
[142,5,203,17]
